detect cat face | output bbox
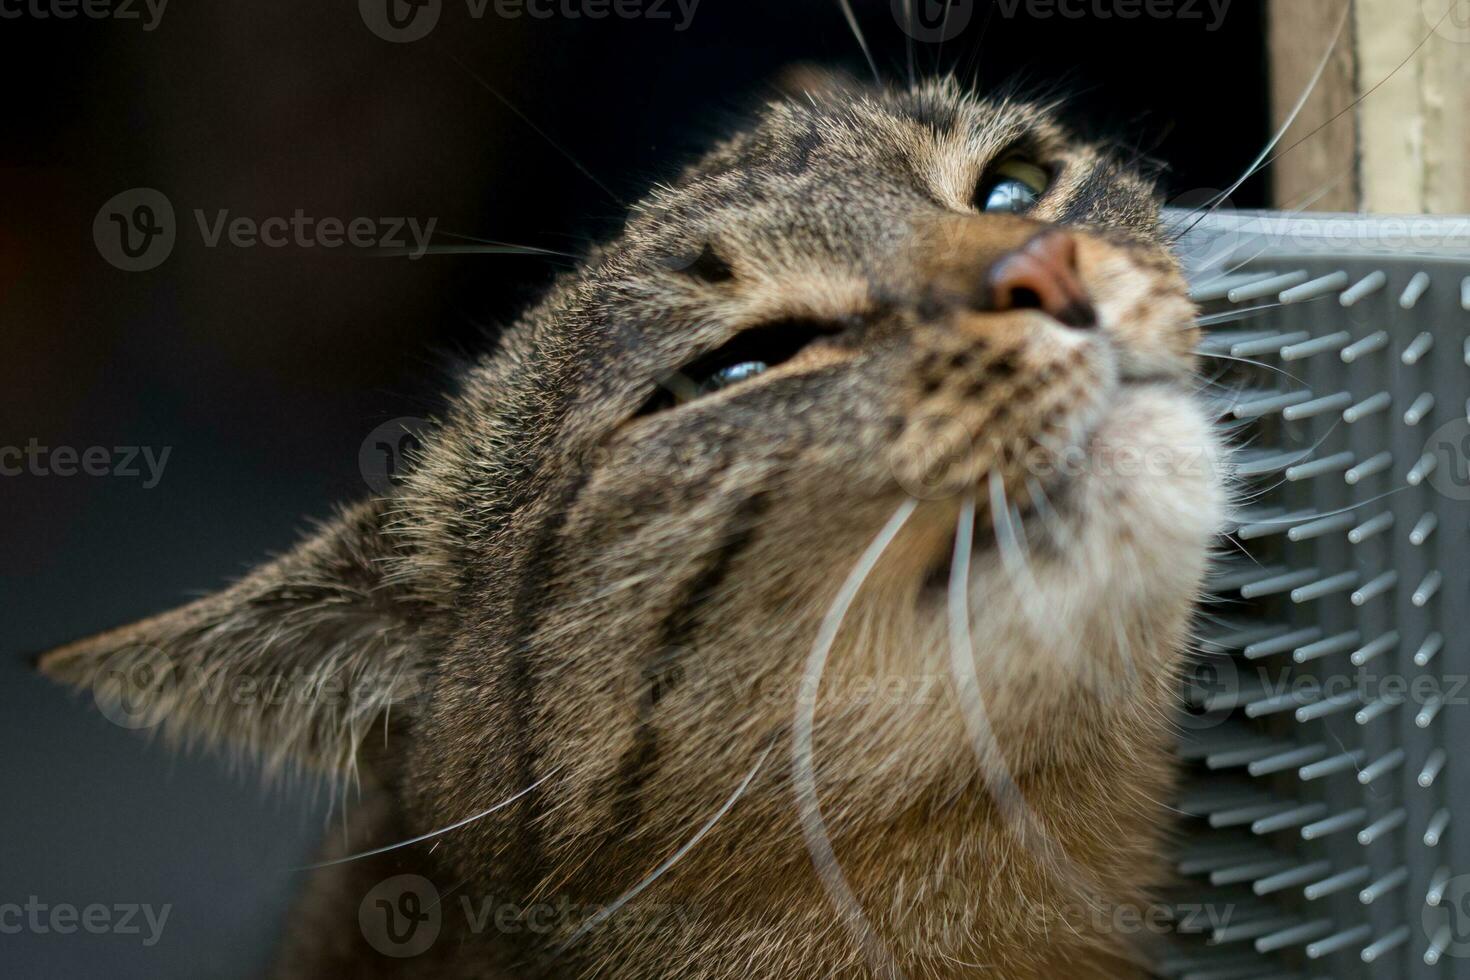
[42,74,1225,972]
[403,73,1223,901]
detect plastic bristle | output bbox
[1255,920,1334,954]
[1343,391,1391,423]
[1282,331,1352,360]
[1304,865,1372,900]
[1252,803,1328,835]
[1413,632,1444,667]
[1357,809,1407,846]
[1360,926,1411,963]
[1309,926,1375,959]
[1424,810,1451,848]
[1293,630,1360,663]
[1232,331,1310,357]
[1405,452,1437,485]
[1349,630,1399,667]
[1347,510,1394,543]
[1283,391,1353,420]
[1357,749,1405,785]
[1233,389,1314,419]
[1426,866,1452,905]
[1401,332,1435,365]
[1427,926,1453,965]
[1287,512,1356,541]
[1404,392,1436,425]
[1299,751,1368,782]
[1345,452,1393,484]
[1350,570,1397,606]
[1340,330,1388,362]
[1399,271,1430,308]
[1281,271,1349,303]
[1419,749,1448,788]
[1189,270,1281,303]
[1340,270,1386,306]
[1301,807,1366,840]
[1228,270,1310,303]
[1409,513,1439,545]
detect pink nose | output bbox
[987,231,1096,329]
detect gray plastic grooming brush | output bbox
[1159,209,1470,980]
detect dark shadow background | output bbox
[2,0,1270,976]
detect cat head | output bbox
[41,73,1224,962]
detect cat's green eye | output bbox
[977,159,1050,213]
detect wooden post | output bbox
[1267,0,1360,212]
[1268,0,1470,213]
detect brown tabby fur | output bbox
[39,73,1225,978]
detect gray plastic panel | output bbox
[1164,210,1470,980]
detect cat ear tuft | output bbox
[37,499,435,782]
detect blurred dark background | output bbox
[2,0,1270,975]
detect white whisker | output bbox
[793,497,917,980]
[1172,1,1349,241]
[295,767,560,870]
[835,0,881,85]
[552,740,772,955]
[988,472,1053,640]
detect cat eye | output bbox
[637,320,838,415]
[697,360,767,394]
[976,159,1051,214]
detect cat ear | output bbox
[773,63,865,101]
[37,499,434,781]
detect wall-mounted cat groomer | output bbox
[1168,207,1470,980]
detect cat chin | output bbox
[956,381,1225,681]
[1043,379,1223,591]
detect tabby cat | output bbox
[41,71,1226,978]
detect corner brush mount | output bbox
[1161,209,1470,980]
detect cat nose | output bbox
[986,231,1096,329]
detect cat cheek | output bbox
[1074,238,1197,372]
